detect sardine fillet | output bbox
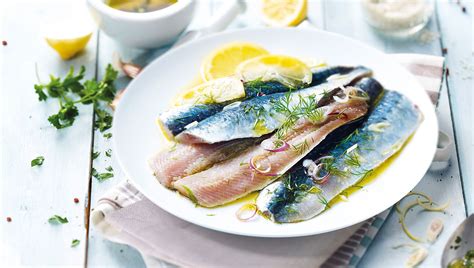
[149,139,260,187]
[173,100,368,207]
[258,90,423,223]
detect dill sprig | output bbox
[344,151,362,167]
[273,93,323,139]
[317,194,330,207]
[292,140,310,155]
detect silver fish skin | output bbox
[158,66,362,138]
[176,66,372,144]
[257,90,422,223]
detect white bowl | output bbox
[86,0,195,48]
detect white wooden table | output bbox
[1,0,472,267]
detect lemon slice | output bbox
[260,0,307,27]
[236,55,312,87]
[302,58,327,72]
[201,42,269,81]
[174,77,245,106]
[43,18,93,60]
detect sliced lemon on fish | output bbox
[260,0,308,27]
[236,55,312,87]
[174,77,245,106]
[201,42,269,81]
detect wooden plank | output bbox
[0,0,96,265]
[436,0,473,214]
[85,1,214,267]
[322,0,467,266]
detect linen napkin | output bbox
[92,54,446,268]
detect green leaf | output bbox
[92,168,114,182]
[103,133,112,139]
[105,166,113,172]
[92,151,100,160]
[105,149,112,157]
[48,215,68,224]
[34,84,48,101]
[96,172,113,182]
[94,108,113,132]
[34,65,118,130]
[31,156,45,167]
[71,239,80,247]
[48,102,79,129]
[62,66,85,93]
[91,168,98,177]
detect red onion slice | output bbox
[236,203,257,221]
[260,139,289,152]
[303,157,332,184]
[249,155,279,176]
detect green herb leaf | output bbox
[92,151,100,160]
[105,149,112,157]
[71,239,80,247]
[48,102,79,129]
[31,156,45,167]
[103,133,112,139]
[34,65,118,130]
[105,166,113,172]
[34,84,48,101]
[48,215,68,224]
[97,173,113,181]
[91,167,98,178]
[92,169,114,182]
[94,108,113,132]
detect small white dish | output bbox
[86,0,195,48]
[113,28,438,237]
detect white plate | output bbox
[113,28,438,237]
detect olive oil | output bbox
[107,0,177,13]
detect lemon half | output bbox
[260,0,308,27]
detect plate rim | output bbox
[112,27,439,238]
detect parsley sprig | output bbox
[34,65,118,131]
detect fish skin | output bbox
[158,104,223,138]
[257,90,422,223]
[149,138,263,187]
[173,100,369,207]
[158,66,364,138]
[176,66,372,144]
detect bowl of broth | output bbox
[87,0,195,48]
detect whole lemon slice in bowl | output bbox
[201,42,269,81]
[236,55,312,88]
[260,0,307,27]
[174,77,245,106]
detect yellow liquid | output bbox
[328,135,413,207]
[107,0,177,13]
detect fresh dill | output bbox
[292,140,310,155]
[273,93,324,139]
[344,151,362,167]
[317,194,330,207]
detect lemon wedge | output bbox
[46,34,92,60]
[43,18,93,60]
[260,0,308,27]
[201,42,269,81]
[236,55,312,87]
[174,77,245,106]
